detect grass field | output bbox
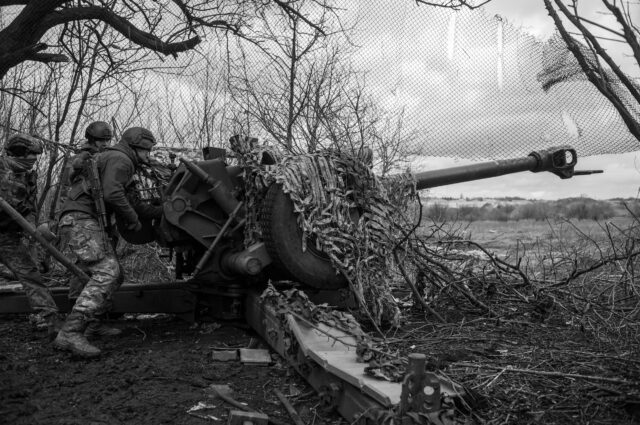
[390,214,640,424]
[456,217,636,257]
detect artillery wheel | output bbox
[260,184,347,289]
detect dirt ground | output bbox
[2,304,640,425]
[0,313,343,425]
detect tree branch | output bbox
[0,42,68,66]
[552,0,640,107]
[273,0,328,36]
[41,6,205,57]
[603,0,640,69]
[30,52,69,63]
[415,0,493,10]
[170,0,239,34]
[0,0,29,5]
[543,0,640,140]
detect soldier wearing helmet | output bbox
[55,122,114,214]
[84,121,113,153]
[54,127,157,357]
[53,121,114,306]
[0,133,60,337]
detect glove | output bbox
[36,222,57,242]
[127,221,142,232]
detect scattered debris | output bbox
[207,384,289,425]
[124,313,174,321]
[212,350,239,362]
[226,410,269,425]
[273,389,305,425]
[208,384,250,412]
[187,401,220,421]
[288,383,302,397]
[239,348,272,365]
[199,322,222,334]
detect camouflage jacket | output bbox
[60,142,140,227]
[55,142,99,217]
[0,156,38,232]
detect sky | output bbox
[350,0,640,200]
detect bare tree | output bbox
[542,0,640,142]
[227,0,339,152]
[229,28,418,173]
[0,0,338,80]
[160,55,226,149]
[372,108,419,176]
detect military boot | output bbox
[53,312,101,358]
[84,321,122,338]
[44,313,63,342]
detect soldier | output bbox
[54,122,114,306]
[55,121,114,215]
[54,127,156,357]
[0,133,60,337]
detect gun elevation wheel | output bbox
[260,184,347,289]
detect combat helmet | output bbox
[4,133,43,156]
[121,127,156,150]
[85,121,113,141]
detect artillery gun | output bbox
[118,144,590,293]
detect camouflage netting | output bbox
[351,2,640,159]
[260,284,407,383]
[3,1,638,175]
[233,139,417,326]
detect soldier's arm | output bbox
[133,199,163,219]
[101,158,139,227]
[126,182,163,219]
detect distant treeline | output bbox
[423,198,640,222]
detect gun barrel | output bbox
[178,158,243,216]
[179,158,214,185]
[413,147,578,190]
[415,156,538,190]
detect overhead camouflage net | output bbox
[348,2,640,159]
[2,2,639,183]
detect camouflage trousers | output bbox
[58,212,120,319]
[0,231,58,317]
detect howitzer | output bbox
[0,196,90,283]
[117,144,599,291]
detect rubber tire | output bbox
[260,184,347,289]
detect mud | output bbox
[0,314,342,425]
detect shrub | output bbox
[512,203,549,220]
